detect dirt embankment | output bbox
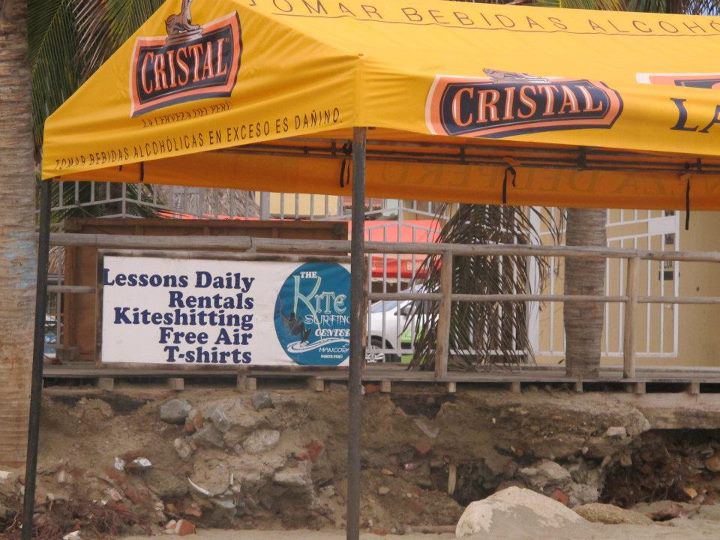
[2,386,720,539]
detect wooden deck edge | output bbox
[43,366,720,393]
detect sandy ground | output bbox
[122,520,720,540]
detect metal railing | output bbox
[536,208,682,360]
[48,232,720,379]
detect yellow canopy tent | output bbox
[43,0,720,210]
[29,1,720,538]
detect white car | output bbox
[365,299,414,363]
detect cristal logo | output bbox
[637,73,720,90]
[129,0,242,117]
[274,263,351,366]
[426,69,623,139]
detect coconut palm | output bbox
[0,0,163,465]
[563,208,606,377]
[0,0,39,466]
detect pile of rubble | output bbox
[160,392,327,529]
[2,388,720,538]
[602,429,720,507]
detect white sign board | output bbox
[101,255,351,366]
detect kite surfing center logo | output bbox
[426,69,623,138]
[129,0,242,117]
[273,263,351,366]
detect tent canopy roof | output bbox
[42,0,720,209]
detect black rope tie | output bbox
[577,147,587,170]
[139,161,145,183]
[339,142,353,188]
[681,159,701,231]
[502,165,516,205]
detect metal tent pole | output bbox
[347,127,367,540]
[22,180,52,540]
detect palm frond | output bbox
[678,0,720,14]
[28,0,80,147]
[28,0,163,146]
[530,0,719,12]
[533,0,626,10]
[408,206,561,371]
[72,0,163,80]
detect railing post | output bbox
[435,250,453,379]
[623,256,640,379]
[259,192,270,220]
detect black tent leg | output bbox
[347,127,367,540]
[22,180,52,540]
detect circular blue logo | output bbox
[273,262,351,366]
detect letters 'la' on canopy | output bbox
[42,0,720,210]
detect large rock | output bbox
[243,429,280,454]
[455,486,586,538]
[517,459,571,489]
[205,399,261,433]
[563,461,602,506]
[174,437,194,460]
[482,449,513,479]
[0,470,19,499]
[227,453,287,492]
[604,426,628,439]
[272,463,315,508]
[192,425,225,449]
[273,463,312,488]
[251,392,274,411]
[189,459,231,497]
[160,399,192,424]
[705,454,720,472]
[574,503,652,525]
[565,481,600,507]
[145,468,189,499]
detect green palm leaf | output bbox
[535,0,719,12]
[28,0,163,146]
[409,206,561,370]
[28,0,80,147]
[73,0,163,79]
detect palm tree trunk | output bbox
[564,208,606,378]
[0,0,38,466]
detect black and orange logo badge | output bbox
[426,69,623,139]
[637,73,720,90]
[130,0,242,117]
